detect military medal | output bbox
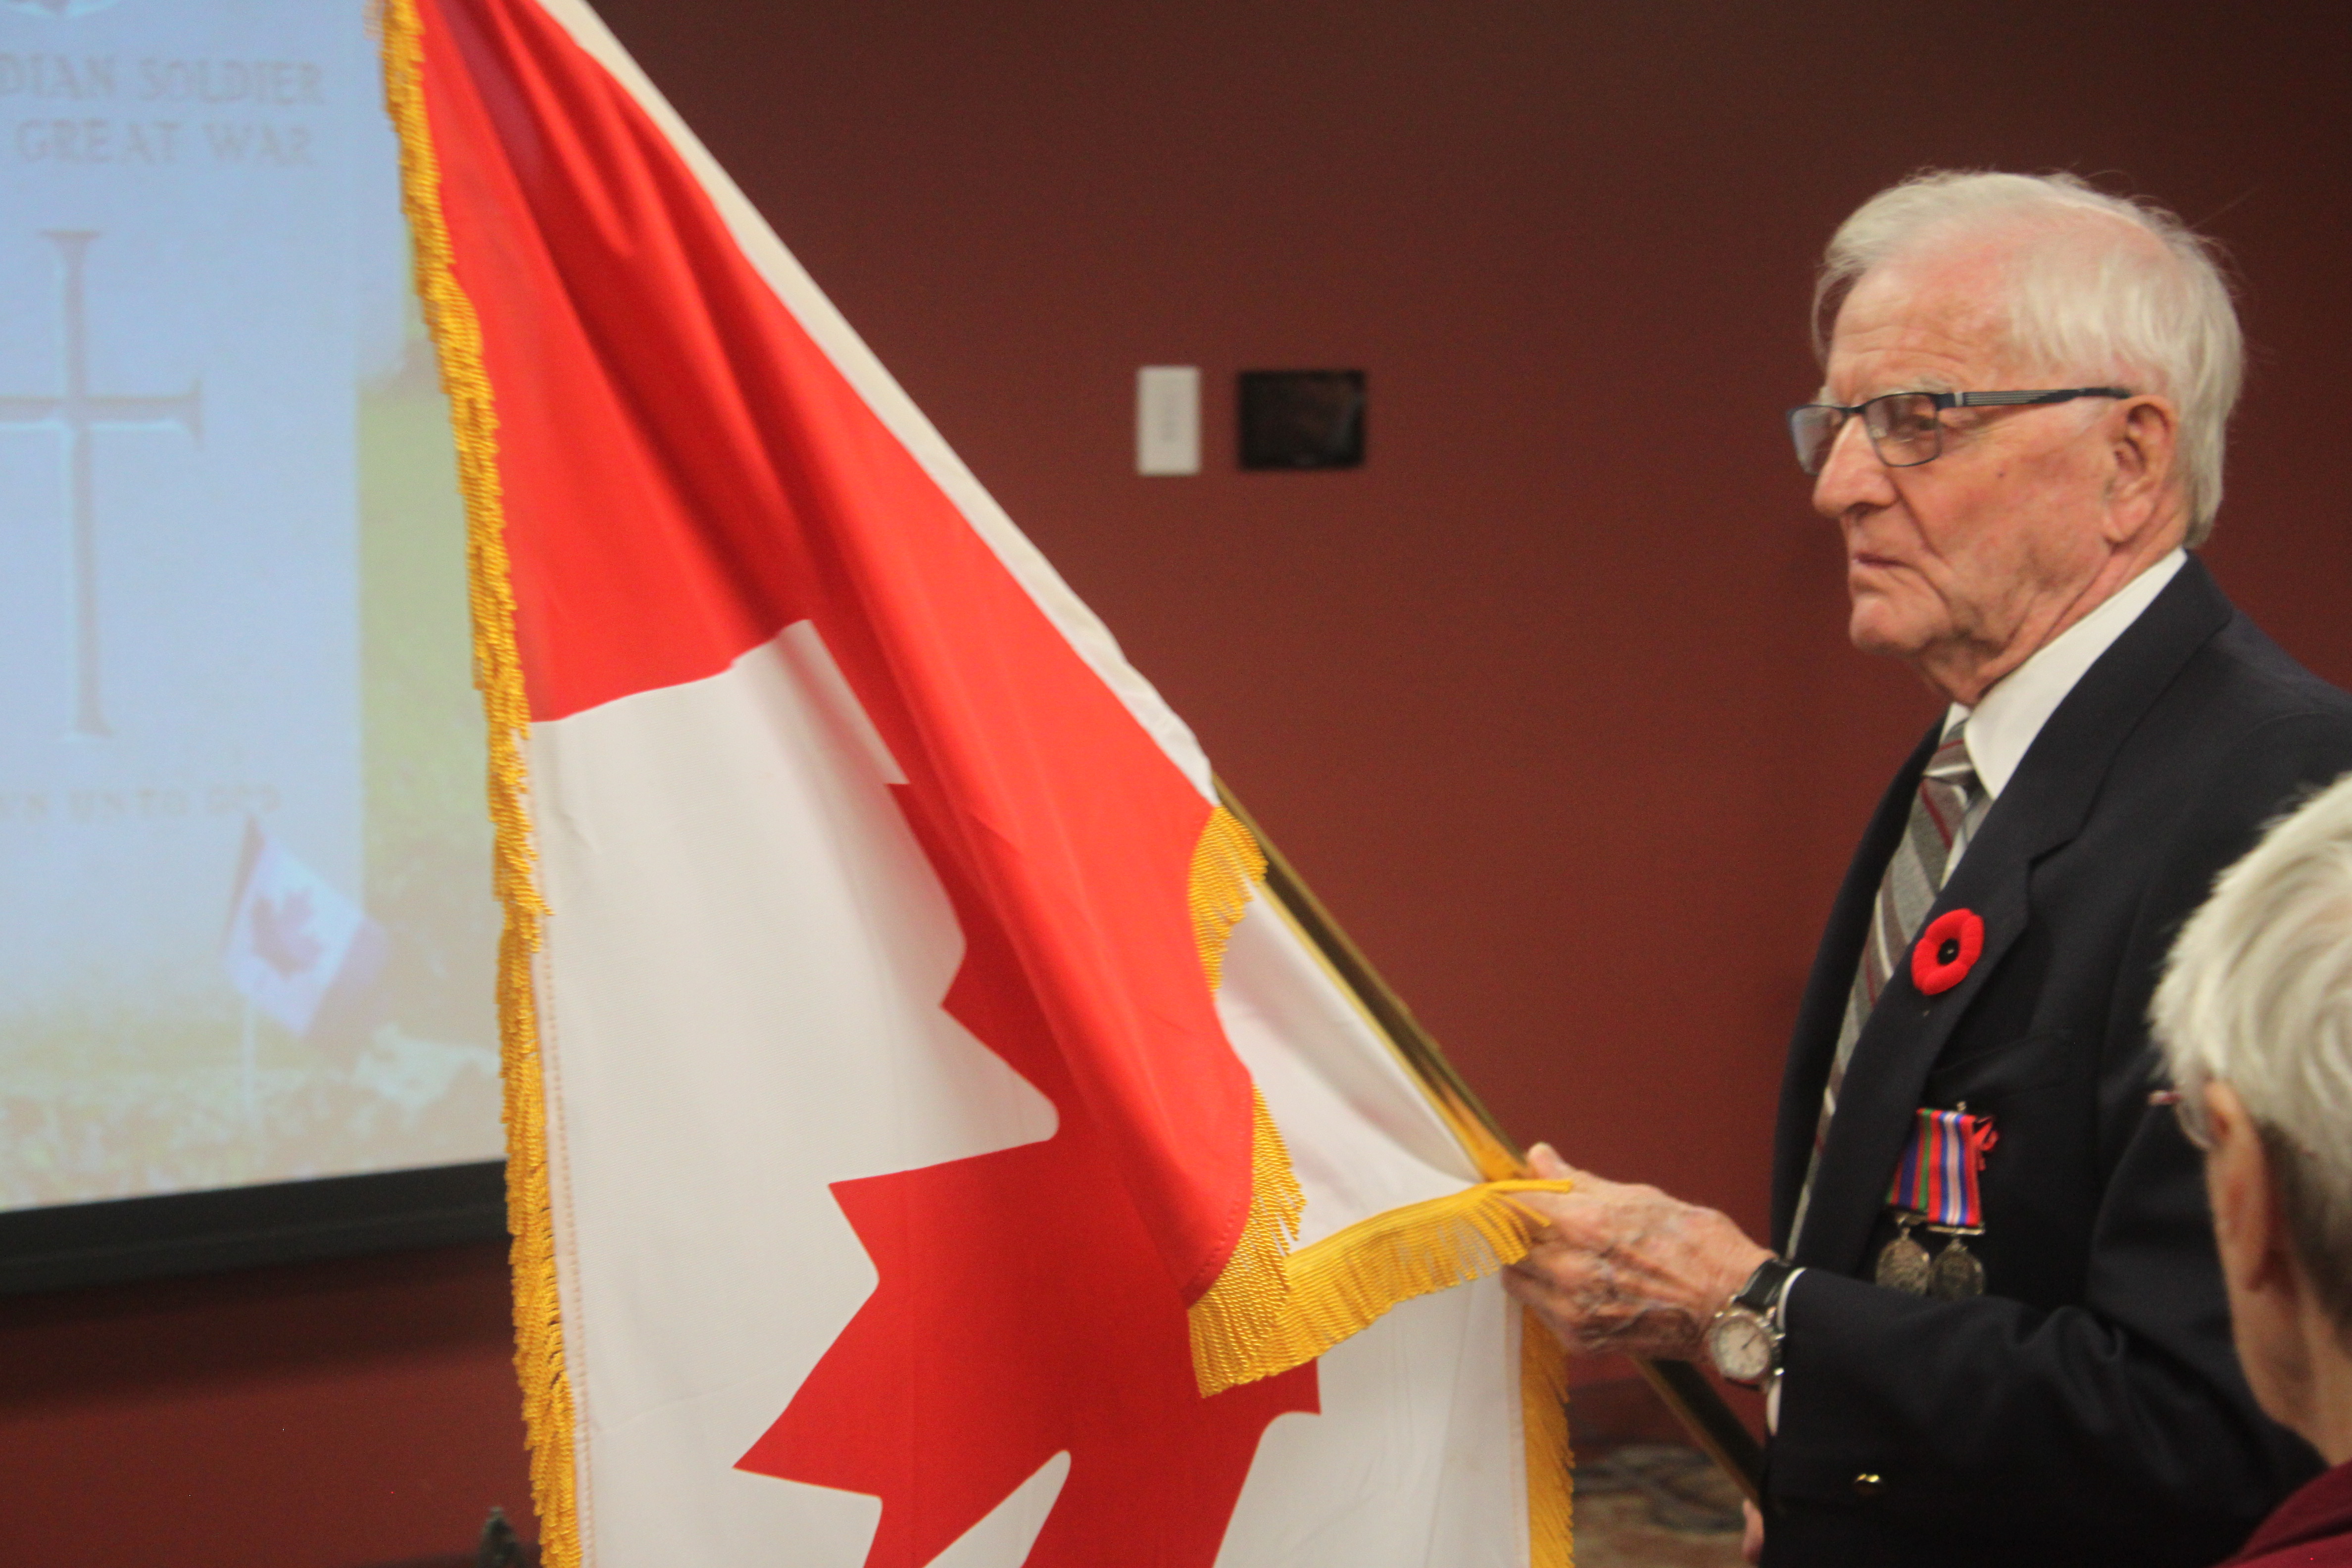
[1928,1229,1986,1298]
[1877,1106,1998,1297]
[1875,1214,1932,1293]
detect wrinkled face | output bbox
[1814,257,2116,681]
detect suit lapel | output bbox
[1770,721,1938,1249]
[1787,557,2235,1274]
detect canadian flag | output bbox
[384,2,1574,1565]
[222,819,386,1041]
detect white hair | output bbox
[2154,772,2352,1328]
[1817,170,2243,546]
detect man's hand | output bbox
[1501,1143,1772,1361]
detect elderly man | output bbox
[1504,169,2352,1566]
[2155,774,2352,1566]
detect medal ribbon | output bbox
[1886,1108,1998,1227]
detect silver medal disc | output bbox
[1928,1235,1986,1299]
[1875,1225,1932,1294]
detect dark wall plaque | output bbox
[1238,370,1365,470]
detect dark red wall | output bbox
[0,1244,531,1567]
[4,4,2347,1561]
[588,0,2350,1231]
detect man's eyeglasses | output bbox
[2147,1087,2212,1152]
[1787,388,2133,476]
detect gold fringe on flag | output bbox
[1181,808,1574,1402]
[1521,1307,1575,1567]
[1188,1089,1309,1375]
[1190,1167,1579,1397]
[1189,802,1266,992]
[380,6,580,1565]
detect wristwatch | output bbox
[1706,1256,1800,1387]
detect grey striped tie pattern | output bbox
[1788,724,1987,1251]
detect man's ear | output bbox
[2103,395,2181,542]
[2206,1081,2300,1301]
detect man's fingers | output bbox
[1525,1142,1611,1192]
[1507,1188,1576,1224]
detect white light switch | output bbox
[1135,365,1201,476]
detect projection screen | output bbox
[0,0,505,1274]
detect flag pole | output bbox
[1214,779,1767,1505]
[240,996,260,1137]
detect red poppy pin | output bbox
[1911,908,1985,995]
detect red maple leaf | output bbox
[736,800,1318,1567]
[251,888,324,977]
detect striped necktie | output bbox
[1788,723,1987,1251]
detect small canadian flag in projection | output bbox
[383,1,1575,1566]
[221,819,385,1039]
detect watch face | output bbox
[1708,1311,1774,1385]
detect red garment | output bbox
[2226,1461,2352,1566]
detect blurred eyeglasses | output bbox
[1787,388,2132,476]
[2147,1087,2213,1152]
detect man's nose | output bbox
[1811,415,1896,520]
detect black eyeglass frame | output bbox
[1787,387,2134,476]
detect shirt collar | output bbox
[1944,549,2187,799]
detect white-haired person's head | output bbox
[1798,171,2244,713]
[2155,772,2352,1466]
[1816,169,2242,544]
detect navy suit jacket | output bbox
[1760,557,2352,1567]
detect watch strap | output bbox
[1732,1256,1798,1317]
